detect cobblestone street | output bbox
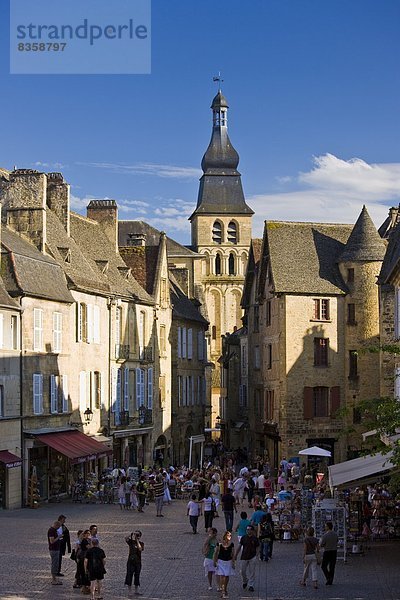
[0,499,399,600]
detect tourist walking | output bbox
[77,529,91,594]
[300,526,320,589]
[47,520,63,586]
[187,493,202,534]
[124,530,144,596]
[258,513,275,561]
[72,529,83,589]
[202,490,215,531]
[137,476,146,512]
[221,487,237,532]
[320,521,338,585]
[214,531,236,599]
[85,538,106,600]
[154,474,165,517]
[57,514,71,576]
[235,511,251,542]
[235,525,259,593]
[203,527,219,591]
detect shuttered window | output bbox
[53,312,62,353]
[50,374,58,413]
[33,308,43,351]
[136,368,145,408]
[182,327,187,358]
[147,367,153,409]
[33,373,43,414]
[124,367,130,412]
[177,326,182,358]
[187,328,193,359]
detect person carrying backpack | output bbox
[258,513,275,561]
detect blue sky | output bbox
[1,0,400,243]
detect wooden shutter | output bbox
[187,328,193,359]
[79,371,87,411]
[50,374,58,413]
[177,326,182,358]
[147,367,153,409]
[33,308,43,351]
[33,373,43,414]
[303,387,313,419]
[136,368,141,409]
[61,375,68,413]
[330,386,341,417]
[182,327,187,358]
[124,367,130,412]
[116,369,121,413]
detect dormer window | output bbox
[227,221,237,244]
[212,221,223,244]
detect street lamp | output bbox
[216,415,221,429]
[84,408,93,424]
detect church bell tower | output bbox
[190,87,253,369]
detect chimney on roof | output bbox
[127,233,146,247]
[0,169,47,252]
[87,200,118,253]
[46,172,70,235]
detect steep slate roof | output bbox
[190,91,253,218]
[338,206,386,263]
[169,273,208,326]
[251,238,263,264]
[0,277,20,309]
[118,221,198,258]
[45,210,110,294]
[70,213,153,304]
[378,219,400,285]
[264,221,353,295]
[1,227,74,303]
[242,238,263,308]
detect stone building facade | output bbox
[189,90,253,428]
[240,207,386,467]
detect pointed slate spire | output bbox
[338,205,386,262]
[190,90,253,217]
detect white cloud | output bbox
[70,194,149,215]
[77,161,201,180]
[34,161,67,170]
[248,154,400,238]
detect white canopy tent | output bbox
[328,451,397,492]
[299,446,332,457]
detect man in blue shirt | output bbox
[250,507,267,526]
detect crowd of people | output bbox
[45,456,346,598]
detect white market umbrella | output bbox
[298,446,331,457]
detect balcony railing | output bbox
[139,346,153,362]
[114,411,130,427]
[138,406,153,425]
[115,344,130,360]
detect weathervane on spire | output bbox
[213,71,224,91]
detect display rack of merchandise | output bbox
[301,488,313,527]
[313,501,347,561]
